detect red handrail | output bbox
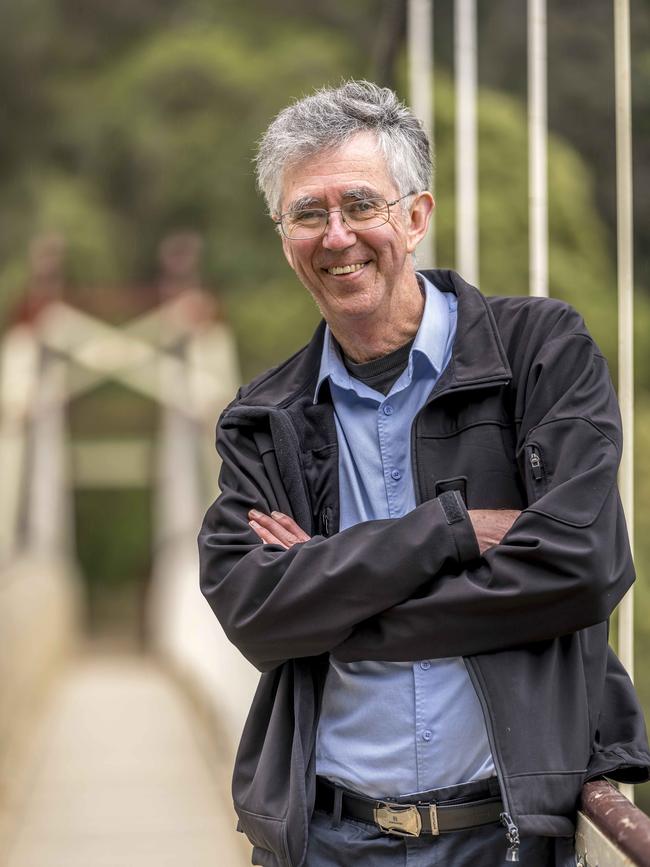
[580,781,650,866]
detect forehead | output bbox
[280,132,396,209]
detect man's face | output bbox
[277,132,432,327]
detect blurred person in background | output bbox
[199,81,649,867]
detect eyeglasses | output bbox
[274,192,417,240]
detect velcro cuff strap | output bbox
[438,490,465,524]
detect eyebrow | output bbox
[286,186,383,214]
[342,186,381,200]
[288,195,321,214]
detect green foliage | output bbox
[432,0,650,290]
[430,74,624,368]
[0,18,354,322]
[51,24,354,284]
[75,487,152,636]
[69,383,159,437]
[0,10,640,379]
[0,172,122,301]
[226,277,320,382]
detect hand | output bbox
[468,509,521,555]
[248,509,311,549]
[248,507,519,555]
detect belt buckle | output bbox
[373,802,422,837]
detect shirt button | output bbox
[420,660,431,671]
[391,469,402,481]
[383,404,394,416]
[422,730,432,742]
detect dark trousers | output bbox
[306,778,576,867]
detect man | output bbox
[199,81,649,866]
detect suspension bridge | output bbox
[0,236,256,866]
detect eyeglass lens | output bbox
[282,197,390,239]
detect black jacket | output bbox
[199,271,650,867]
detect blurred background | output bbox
[0,0,649,863]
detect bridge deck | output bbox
[1,653,251,867]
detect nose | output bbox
[321,210,357,250]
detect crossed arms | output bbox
[248,508,520,557]
[199,320,634,672]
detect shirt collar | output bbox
[313,273,452,403]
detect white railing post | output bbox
[408,0,435,268]
[25,345,74,556]
[0,327,40,561]
[455,0,479,286]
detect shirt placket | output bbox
[377,396,407,518]
[413,659,434,789]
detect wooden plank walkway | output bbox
[0,654,251,867]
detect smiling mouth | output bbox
[324,261,370,276]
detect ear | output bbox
[406,192,435,254]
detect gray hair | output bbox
[256,80,432,215]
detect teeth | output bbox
[327,262,366,275]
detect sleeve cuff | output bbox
[437,490,481,564]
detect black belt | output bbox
[315,778,504,838]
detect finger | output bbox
[248,510,302,548]
[270,511,311,542]
[249,520,289,549]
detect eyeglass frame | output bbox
[273,191,418,240]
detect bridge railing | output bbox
[0,311,82,794]
[577,780,650,867]
[145,301,259,763]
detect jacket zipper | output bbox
[528,445,543,482]
[319,507,332,537]
[410,392,520,861]
[465,659,520,861]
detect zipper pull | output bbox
[319,507,331,537]
[500,812,520,862]
[529,447,543,481]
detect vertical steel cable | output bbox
[528,0,548,298]
[454,0,479,286]
[614,0,635,804]
[408,0,435,267]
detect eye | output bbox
[346,198,383,218]
[291,208,325,226]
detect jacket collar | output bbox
[422,270,511,389]
[233,270,511,412]
[313,273,455,404]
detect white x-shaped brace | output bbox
[29,299,238,420]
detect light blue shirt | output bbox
[314,275,495,798]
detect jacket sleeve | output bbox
[198,415,479,672]
[332,321,635,662]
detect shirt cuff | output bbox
[437,490,481,564]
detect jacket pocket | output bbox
[523,418,618,527]
[434,476,468,504]
[417,421,525,509]
[235,808,291,867]
[252,845,282,867]
[526,442,547,499]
